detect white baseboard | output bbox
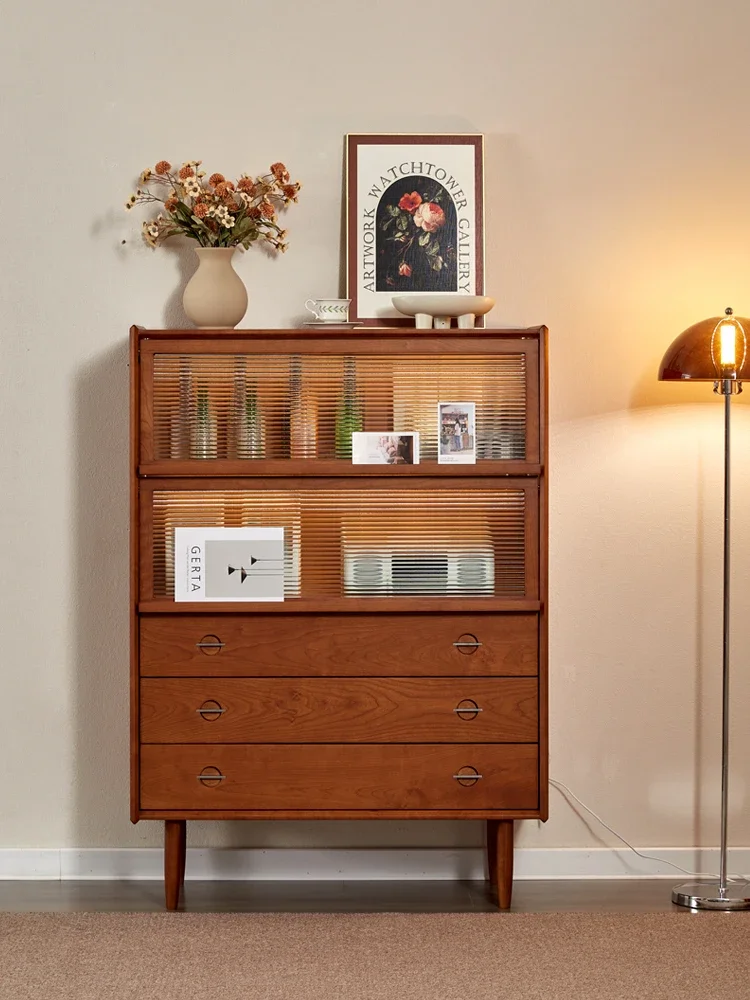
[1,847,749,881]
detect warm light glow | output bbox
[720,322,737,367]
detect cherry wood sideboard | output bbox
[130,325,548,909]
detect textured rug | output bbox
[1,911,748,1000]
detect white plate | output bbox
[302,321,362,328]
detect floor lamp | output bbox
[659,307,750,909]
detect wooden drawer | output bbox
[139,613,538,677]
[140,677,538,744]
[140,744,539,811]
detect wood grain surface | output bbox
[139,613,539,677]
[140,677,538,744]
[140,744,539,811]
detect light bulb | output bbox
[719,321,737,367]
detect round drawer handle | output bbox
[453,699,483,720]
[453,633,482,655]
[196,700,226,721]
[197,767,225,787]
[452,766,483,787]
[196,635,225,655]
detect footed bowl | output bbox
[391,294,495,329]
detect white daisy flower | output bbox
[183,177,202,198]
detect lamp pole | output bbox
[719,385,732,895]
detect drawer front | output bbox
[140,744,539,811]
[139,614,538,677]
[141,678,538,744]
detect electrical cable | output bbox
[549,778,749,883]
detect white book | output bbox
[174,527,285,602]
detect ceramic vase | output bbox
[183,246,248,329]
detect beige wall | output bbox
[2,0,749,853]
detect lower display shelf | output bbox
[139,743,539,812]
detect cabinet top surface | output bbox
[131,326,546,345]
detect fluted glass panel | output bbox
[151,353,527,462]
[152,488,526,600]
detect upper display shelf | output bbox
[133,328,544,473]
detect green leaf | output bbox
[388,205,400,217]
[427,241,440,256]
[381,217,394,231]
[396,214,409,231]
[430,255,444,271]
[418,232,430,246]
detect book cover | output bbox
[174,527,285,602]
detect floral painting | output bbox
[347,134,484,325]
[376,177,457,292]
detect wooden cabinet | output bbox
[130,325,548,910]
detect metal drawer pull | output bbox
[453,706,483,714]
[453,641,482,648]
[197,769,225,784]
[452,773,483,780]
[196,641,225,650]
[196,707,227,715]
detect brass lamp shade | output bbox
[659,314,750,381]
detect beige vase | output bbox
[182,246,248,329]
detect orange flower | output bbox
[398,262,412,277]
[282,184,299,202]
[237,177,255,193]
[249,206,262,220]
[259,201,275,220]
[193,203,209,218]
[154,160,171,175]
[208,173,225,187]
[164,197,179,212]
[178,164,195,180]
[270,162,289,182]
[398,192,422,213]
[215,181,231,197]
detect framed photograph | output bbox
[174,527,285,602]
[346,133,484,326]
[438,402,476,464]
[352,432,420,465]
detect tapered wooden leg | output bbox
[486,820,499,888]
[178,822,187,888]
[165,820,186,911]
[487,819,514,909]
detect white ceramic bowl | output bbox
[391,294,495,329]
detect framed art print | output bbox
[346,133,484,326]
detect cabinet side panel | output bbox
[538,327,549,819]
[130,327,141,822]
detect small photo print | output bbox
[352,432,420,465]
[438,402,476,464]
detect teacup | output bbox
[305,298,351,323]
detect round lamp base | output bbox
[672,881,750,910]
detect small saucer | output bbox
[302,321,362,329]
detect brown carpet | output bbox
[0,911,748,999]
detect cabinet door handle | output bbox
[453,706,483,714]
[453,641,482,648]
[196,706,227,715]
[452,772,483,781]
[195,640,225,650]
